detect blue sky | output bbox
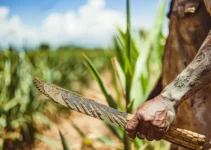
[0,0,170,49]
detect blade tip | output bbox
[33,77,46,94]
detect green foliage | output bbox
[115,0,167,110]
[0,49,52,149]
[27,49,112,91]
[83,54,117,109]
[39,43,50,51]
[0,48,111,148]
[59,130,71,150]
[0,1,170,149]
[84,0,169,150]
[97,136,115,146]
[131,1,166,108]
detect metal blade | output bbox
[33,77,128,128]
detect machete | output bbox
[33,77,205,150]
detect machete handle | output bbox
[127,114,205,150]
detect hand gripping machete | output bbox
[33,77,206,150]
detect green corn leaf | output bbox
[153,0,167,31]
[131,34,151,108]
[32,112,53,127]
[35,133,59,148]
[126,99,134,113]
[97,136,115,146]
[10,117,26,129]
[125,73,132,107]
[116,63,126,92]
[115,30,133,75]
[123,132,130,150]
[105,123,123,139]
[59,130,71,150]
[131,1,166,109]
[133,138,143,149]
[131,40,139,65]
[113,37,125,69]
[3,98,21,111]
[112,57,126,91]
[71,120,85,137]
[140,73,149,97]
[83,54,117,109]
[117,27,126,44]
[110,59,123,111]
[0,115,6,128]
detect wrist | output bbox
[159,92,180,110]
[156,94,177,124]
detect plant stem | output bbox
[125,75,131,110]
[123,132,131,150]
[126,0,131,63]
[125,0,132,112]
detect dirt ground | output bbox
[32,69,124,150]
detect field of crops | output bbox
[0,47,114,149]
[0,0,170,149]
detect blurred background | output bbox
[0,0,171,149]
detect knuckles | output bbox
[126,110,170,141]
[126,95,176,141]
[126,124,136,133]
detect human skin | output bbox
[126,31,211,141]
[162,1,211,149]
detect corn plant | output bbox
[0,49,52,149]
[0,45,114,149]
[83,0,170,149]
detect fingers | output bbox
[125,96,175,141]
[126,114,139,139]
[146,124,156,141]
[126,117,166,141]
[139,115,157,141]
[126,111,168,141]
[151,120,166,140]
[137,122,147,139]
[138,122,157,141]
[138,123,165,141]
[155,130,164,141]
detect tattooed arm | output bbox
[126,31,211,141]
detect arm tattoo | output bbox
[161,30,211,107]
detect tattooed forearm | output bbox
[161,30,211,107]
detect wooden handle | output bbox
[127,114,205,150]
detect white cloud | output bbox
[0,6,9,20]
[0,0,127,49]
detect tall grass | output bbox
[83,0,169,149]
